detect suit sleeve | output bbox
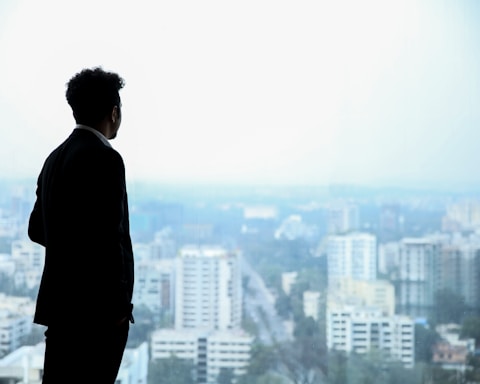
[28,171,46,247]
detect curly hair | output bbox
[66,67,125,127]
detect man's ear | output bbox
[111,106,119,124]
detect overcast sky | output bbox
[1,0,479,188]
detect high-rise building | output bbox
[175,245,242,331]
[433,234,480,311]
[391,237,437,318]
[154,245,252,384]
[327,232,377,287]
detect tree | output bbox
[247,344,277,377]
[217,368,234,384]
[275,291,291,319]
[148,356,195,384]
[432,288,467,324]
[414,323,440,363]
[276,339,327,384]
[460,316,480,347]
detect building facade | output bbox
[151,329,252,384]
[327,232,377,287]
[175,246,242,331]
[326,304,415,368]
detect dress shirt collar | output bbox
[74,124,112,148]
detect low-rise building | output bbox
[151,328,253,384]
[0,310,32,357]
[303,290,321,321]
[133,259,175,317]
[326,304,415,368]
[432,323,475,371]
[0,341,148,383]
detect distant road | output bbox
[241,255,292,345]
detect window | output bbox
[1,1,479,383]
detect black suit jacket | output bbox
[28,129,134,327]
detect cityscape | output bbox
[1,179,480,383]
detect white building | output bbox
[303,290,321,321]
[116,342,149,384]
[326,304,414,368]
[0,294,35,317]
[133,259,175,317]
[175,246,242,331]
[10,240,44,290]
[327,232,377,287]
[0,310,32,357]
[11,240,44,271]
[281,271,297,296]
[0,341,148,384]
[329,278,395,317]
[0,254,15,276]
[274,215,315,240]
[151,328,253,384]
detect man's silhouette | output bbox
[28,67,134,383]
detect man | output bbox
[28,67,134,383]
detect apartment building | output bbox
[0,310,32,357]
[327,232,377,287]
[326,304,414,368]
[175,245,242,331]
[391,237,438,318]
[133,259,175,317]
[329,278,395,317]
[0,342,148,383]
[151,328,252,384]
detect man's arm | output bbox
[28,173,46,246]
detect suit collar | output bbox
[74,124,112,148]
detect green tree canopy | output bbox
[414,323,440,363]
[460,316,480,347]
[432,288,467,325]
[148,356,195,384]
[217,367,234,384]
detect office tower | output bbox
[327,232,377,287]
[175,245,242,331]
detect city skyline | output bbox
[1,0,480,189]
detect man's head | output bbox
[66,67,125,139]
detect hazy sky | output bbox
[1,0,479,187]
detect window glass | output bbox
[1,1,480,383]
